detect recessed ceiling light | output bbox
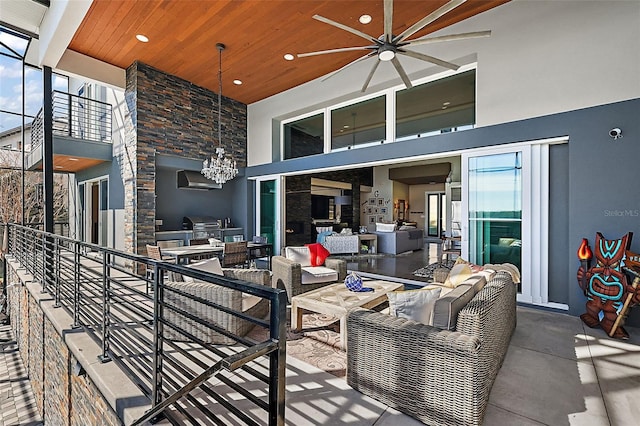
[443,101,451,106]
[359,14,372,24]
[284,53,295,61]
[136,34,149,43]
[68,158,79,161]
[233,79,242,85]
[343,125,349,128]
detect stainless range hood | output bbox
[176,170,222,190]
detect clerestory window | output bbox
[280,67,476,159]
[396,69,475,140]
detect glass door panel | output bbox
[426,192,445,238]
[468,152,522,270]
[259,180,277,245]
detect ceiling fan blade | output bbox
[313,14,378,43]
[383,0,394,42]
[399,49,460,70]
[361,60,380,92]
[391,57,412,89]
[406,30,491,47]
[394,0,467,43]
[321,53,375,82]
[297,46,375,58]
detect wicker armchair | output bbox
[346,271,516,426]
[163,268,271,344]
[272,254,347,302]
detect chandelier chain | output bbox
[201,42,238,184]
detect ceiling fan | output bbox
[297,0,491,92]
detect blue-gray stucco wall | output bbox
[244,98,640,321]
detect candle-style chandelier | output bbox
[201,42,238,185]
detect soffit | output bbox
[0,0,48,38]
[67,0,509,104]
[389,162,451,185]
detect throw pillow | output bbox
[305,243,330,266]
[443,263,473,288]
[453,257,485,272]
[315,226,333,234]
[183,258,224,283]
[375,223,397,233]
[387,286,442,325]
[285,246,312,267]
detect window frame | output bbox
[279,63,477,159]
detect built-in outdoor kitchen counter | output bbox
[156,217,244,246]
[156,228,244,246]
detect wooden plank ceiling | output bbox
[69,0,509,105]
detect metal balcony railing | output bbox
[1,223,287,425]
[30,91,112,152]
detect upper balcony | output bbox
[26,91,113,173]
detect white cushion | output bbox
[387,287,442,325]
[300,266,338,284]
[376,223,396,232]
[285,246,312,267]
[183,258,223,283]
[242,294,261,311]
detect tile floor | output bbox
[1,307,638,425]
[2,241,640,425]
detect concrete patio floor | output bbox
[2,304,639,425]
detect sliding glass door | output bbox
[467,152,522,270]
[462,139,560,307]
[256,177,281,254]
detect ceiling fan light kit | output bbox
[378,45,396,61]
[297,0,491,92]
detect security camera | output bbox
[609,128,622,139]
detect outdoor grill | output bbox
[182,216,221,240]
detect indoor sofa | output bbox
[346,269,517,426]
[374,225,424,254]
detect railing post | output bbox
[151,262,164,409]
[66,92,72,137]
[73,241,80,328]
[268,289,288,426]
[98,251,111,363]
[40,232,46,291]
[53,237,60,307]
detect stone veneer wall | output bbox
[124,61,247,255]
[6,264,135,425]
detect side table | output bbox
[358,234,378,254]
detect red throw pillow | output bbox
[305,243,330,266]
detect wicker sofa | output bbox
[346,270,517,426]
[164,268,271,344]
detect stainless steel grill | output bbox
[182,216,220,240]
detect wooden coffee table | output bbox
[291,280,404,349]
